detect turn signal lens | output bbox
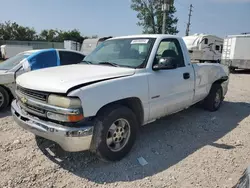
[47,112,84,122]
[68,114,84,122]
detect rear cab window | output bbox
[59,51,85,65]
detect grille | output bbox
[25,104,45,114]
[17,86,48,101]
[18,101,46,117]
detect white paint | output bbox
[16,64,136,93]
[16,35,229,125]
[222,34,250,69]
[183,34,223,62]
[225,35,250,60]
[131,39,149,44]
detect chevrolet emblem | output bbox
[21,97,27,104]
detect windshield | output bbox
[0,53,30,70]
[83,38,155,68]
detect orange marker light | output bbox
[68,114,84,122]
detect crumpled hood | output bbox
[0,70,15,84]
[16,64,135,93]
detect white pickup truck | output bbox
[11,34,229,161]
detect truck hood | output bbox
[0,70,15,84]
[16,64,136,93]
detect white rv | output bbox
[221,34,250,72]
[183,34,224,63]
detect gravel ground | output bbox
[0,72,250,188]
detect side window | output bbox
[155,39,185,68]
[59,51,85,65]
[215,45,220,51]
[204,38,208,44]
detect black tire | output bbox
[203,84,223,112]
[0,86,10,111]
[229,67,236,73]
[91,105,138,162]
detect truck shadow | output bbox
[232,69,250,74]
[36,100,250,184]
[0,107,11,118]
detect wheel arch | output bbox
[0,84,13,103]
[96,97,144,126]
[211,76,229,97]
[212,77,228,87]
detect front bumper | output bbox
[11,100,94,152]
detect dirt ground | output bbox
[0,72,250,188]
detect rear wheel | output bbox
[0,86,10,111]
[91,105,138,161]
[229,67,236,73]
[203,84,223,112]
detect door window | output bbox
[204,38,208,44]
[59,51,85,65]
[154,39,185,68]
[215,45,220,51]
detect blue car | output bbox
[0,48,86,110]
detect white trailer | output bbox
[221,34,250,72]
[0,45,33,59]
[64,40,81,51]
[81,37,112,55]
[183,34,224,63]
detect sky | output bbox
[0,0,249,38]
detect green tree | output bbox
[131,0,178,34]
[0,21,86,43]
[61,29,85,43]
[39,29,57,41]
[39,29,84,43]
[0,21,36,40]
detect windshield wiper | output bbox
[81,60,93,64]
[98,61,120,67]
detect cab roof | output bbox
[110,34,181,40]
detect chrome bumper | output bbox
[11,100,93,152]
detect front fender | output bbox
[67,73,150,122]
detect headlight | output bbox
[47,95,83,122]
[48,94,81,108]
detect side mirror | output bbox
[153,57,177,71]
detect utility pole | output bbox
[162,0,171,34]
[185,4,193,36]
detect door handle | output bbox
[183,72,190,79]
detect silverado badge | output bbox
[21,97,28,104]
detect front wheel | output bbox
[203,84,223,112]
[91,105,138,161]
[0,86,10,111]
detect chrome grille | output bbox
[18,100,46,117]
[17,86,48,101]
[25,103,45,114]
[16,85,49,117]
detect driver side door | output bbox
[148,38,195,120]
